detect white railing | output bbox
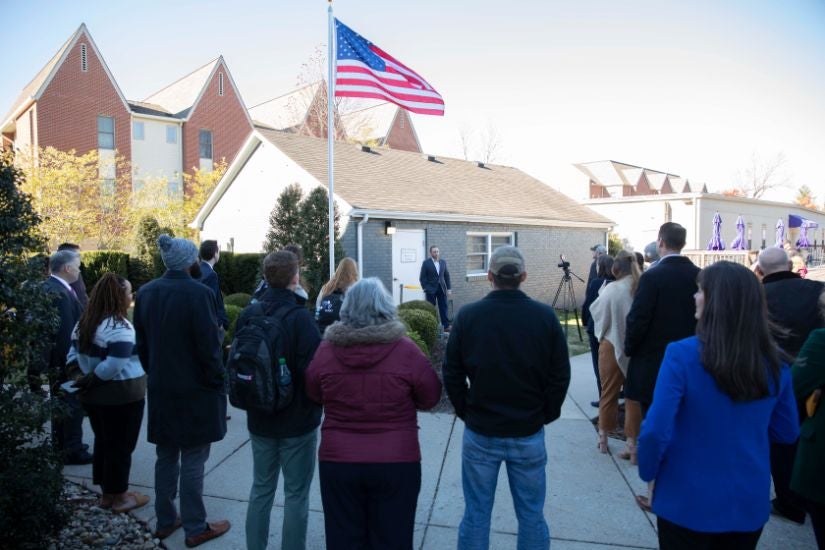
[682,250,755,268]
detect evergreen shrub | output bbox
[399,308,439,350]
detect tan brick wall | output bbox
[385,110,420,152]
[36,33,131,160]
[182,62,252,184]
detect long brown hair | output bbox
[320,257,359,297]
[77,273,130,353]
[697,261,781,401]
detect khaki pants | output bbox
[598,340,641,438]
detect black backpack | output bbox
[227,301,300,413]
[316,290,345,334]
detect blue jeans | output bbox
[155,443,211,538]
[459,427,550,550]
[245,430,317,550]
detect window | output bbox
[132,121,144,141]
[80,43,88,72]
[199,129,213,159]
[466,232,514,275]
[97,116,114,149]
[166,125,177,144]
[218,72,224,96]
[167,180,182,197]
[101,178,116,196]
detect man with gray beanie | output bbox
[134,235,230,547]
[445,245,571,549]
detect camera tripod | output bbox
[551,268,584,341]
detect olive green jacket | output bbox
[791,328,825,504]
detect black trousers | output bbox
[657,517,762,550]
[319,461,421,550]
[50,383,85,456]
[803,498,825,550]
[84,399,145,494]
[587,329,602,396]
[770,441,806,519]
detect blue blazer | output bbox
[638,336,799,532]
[419,258,451,295]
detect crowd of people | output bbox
[31,221,824,550]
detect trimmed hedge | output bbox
[224,304,243,346]
[399,308,439,351]
[213,252,266,295]
[398,299,437,319]
[225,293,252,308]
[406,329,429,357]
[80,250,129,290]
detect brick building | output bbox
[1,23,252,193]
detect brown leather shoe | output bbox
[153,516,182,540]
[184,520,231,548]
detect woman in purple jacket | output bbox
[306,278,442,550]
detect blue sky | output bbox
[3,0,825,203]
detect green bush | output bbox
[398,299,437,319]
[80,250,129,290]
[225,293,251,308]
[213,252,266,295]
[224,304,243,346]
[398,308,439,350]
[406,329,429,357]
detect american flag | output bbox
[335,19,444,116]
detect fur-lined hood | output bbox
[322,320,408,369]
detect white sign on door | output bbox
[391,229,425,305]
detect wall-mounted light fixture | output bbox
[385,221,396,235]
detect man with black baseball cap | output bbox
[444,245,571,549]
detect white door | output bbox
[391,229,426,305]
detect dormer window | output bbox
[218,73,224,96]
[80,44,88,72]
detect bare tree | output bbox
[458,123,473,161]
[735,152,790,199]
[458,121,504,164]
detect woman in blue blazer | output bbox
[638,261,799,549]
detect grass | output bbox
[554,309,590,356]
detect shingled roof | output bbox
[247,128,611,225]
[143,58,220,118]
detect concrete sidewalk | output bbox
[64,353,817,549]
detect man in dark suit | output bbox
[57,242,88,308]
[198,240,229,339]
[419,245,452,331]
[587,244,606,284]
[624,222,700,416]
[42,249,90,464]
[134,235,230,545]
[756,246,824,525]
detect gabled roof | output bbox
[127,101,176,119]
[644,170,668,191]
[340,102,399,144]
[2,23,130,132]
[196,128,613,229]
[248,82,323,131]
[143,58,219,118]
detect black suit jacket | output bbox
[200,261,228,329]
[763,271,825,358]
[419,258,451,295]
[624,256,700,404]
[42,276,83,377]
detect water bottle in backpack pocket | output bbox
[226,302,298,413]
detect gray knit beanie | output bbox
[157,234,198,271]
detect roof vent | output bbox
[360,144,371,153]
[477,161,485,169]
[427,154,437,162]
[80,44,88,72]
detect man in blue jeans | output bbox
[444,246,571,550]
[240,250,322,550]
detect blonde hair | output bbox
[320,257,360,297]
[612,250,641,295]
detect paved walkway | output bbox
[64,353,817,549]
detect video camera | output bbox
[557,254,570,270]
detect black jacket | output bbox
[624,255,700,405]
[42,276,83,379]
[240,287,322,439]
[134,270,227,447]
[444,289,571,437]
[763,271,824,358]
[200,261,228,329]
[419,258,451,295]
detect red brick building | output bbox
[1,23,253,193]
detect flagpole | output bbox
[327,0,335,279]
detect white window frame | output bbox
[132,121,145,141]
[466,231,515,276]
[97,115,115,150]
